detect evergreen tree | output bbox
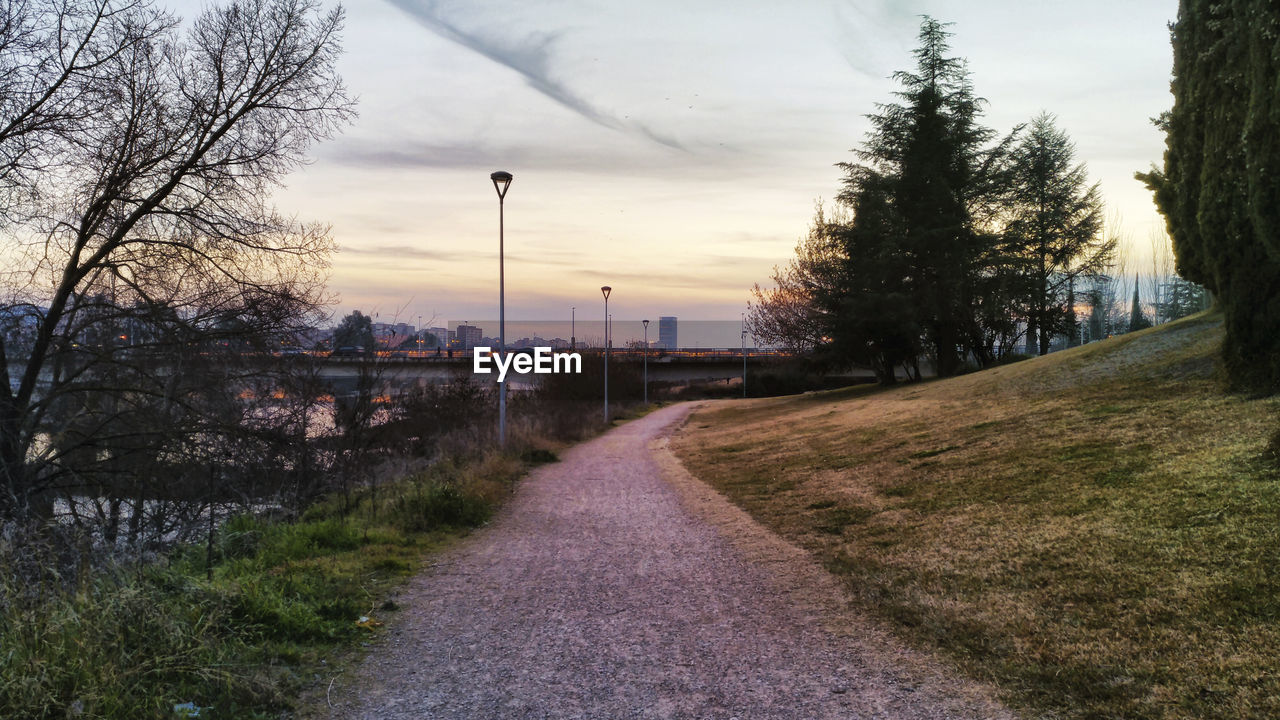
[1006,113,1112,355]
[333,310,375,352]
[1086,285,1107,343]
[825,179,921,383]
[836,17,1008,377]
[1138,0,1280,391]
[1157,276,1210,322]
[1128,277,1152,332]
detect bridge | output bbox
[309,349,792,389]
[8,349,820,401]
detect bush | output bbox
[390,479,492,532]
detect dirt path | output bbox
[325,403,1017,719]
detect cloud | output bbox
[337,244,585,270]
[327,142,499,171]
[834,0,929,78]
[383,0,686,151]
[338,244,481,261]
[599,267,756,292]
[320,136,743,179]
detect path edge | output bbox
[651,401,1023,720]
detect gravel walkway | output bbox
[325,402,1017,720]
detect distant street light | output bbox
[491,170,512,446]
[571,306,575,351]
[741,313,748,398]
[601,286,611,423]
[642,319,649,404]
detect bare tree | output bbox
[0,0,353,525]
[1147,228,1176,324]
[747,200,846,353]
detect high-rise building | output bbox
[658,316,677,350]
[455,324,482,351]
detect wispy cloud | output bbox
[382,0,686,151]
[338,244,584,268]
[338,244,481,261]
[320,136,740,178]
[834,0,924,77]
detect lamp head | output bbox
[490,171,512,200]
[601,286,611,300]
[642,319,649,328]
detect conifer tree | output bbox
[1007,113,1111,355]
[1128,277,1152,332]
[836,17,1008,376]
[826,179,920,383]
[1139,0,1280,391]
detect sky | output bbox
[174,0,1179,327]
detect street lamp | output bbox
[741,312,748,398]
[491,170,512,446]
[601,286,611,423]
[571,306,575,351]
[642,319,649,404]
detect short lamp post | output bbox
[642,319,649,404]
[601,286,611,423]
[491,170,512,446]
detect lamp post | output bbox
[741,312,748,398]
[642,319,649,404]
[601,286,611,423]
[491,170,512,446]
[571,306,575,351]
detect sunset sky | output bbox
[188,0,1177,327]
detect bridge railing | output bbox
[310,348,794,363]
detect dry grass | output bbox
[672,311,1280,719]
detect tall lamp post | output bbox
[571,306,575,351]
[601,286,611,423]
[491,170,512,446]
[741,313,748,398]
[642,319,649,404]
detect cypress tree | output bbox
[1139,0,1280,391]
[1129,277,1152,332]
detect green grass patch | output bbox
[0,455,524,719]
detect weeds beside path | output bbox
[324,403,1014,720]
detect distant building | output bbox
[372,321,416,348]
[455,324,482,351]
[428,327,448,348]
[658,316,677,350]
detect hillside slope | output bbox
[673,312,1280,720]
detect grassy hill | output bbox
[672,311,1280,719]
